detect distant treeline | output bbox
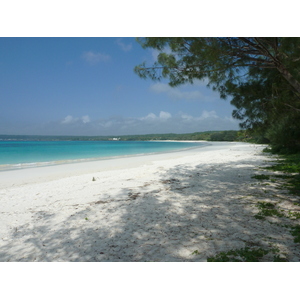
[0,130,261,143]
[112,131,243,141]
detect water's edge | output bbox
[0,141,209,172]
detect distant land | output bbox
[0,130,253,142]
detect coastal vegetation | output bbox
[205,152,300,262]
[135,37,300,155]
[0,130,253,142]
[263,149,300,197]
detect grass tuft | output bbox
[207,246,287,262]
[290,225,300,243]
[263,153,300,196]
[254,202,285,220]
[251,174,270,180]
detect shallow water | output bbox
[0,140,204,170]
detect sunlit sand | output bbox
[0,142,299,261]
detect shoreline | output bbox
[0,140,207,173]
[1,141,299,261]
[0,141,214,188]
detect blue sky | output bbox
[0,37,240,136]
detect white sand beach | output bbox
[0,141,299,262]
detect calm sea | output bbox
[0,140,204,170]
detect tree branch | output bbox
[283,103,300,112]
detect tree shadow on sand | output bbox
[0,155,299,261]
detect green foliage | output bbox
[135,38,300,93]
[135,37,300,154]
[290,225,300,243]
[266,153,300,173]
[227,67,300,153]
[265,113,300,154]
[207,246,286,262]
[210,131,238,141]
[251,174,270,180]
[283,175,300,196]
[264,153,300,196]
[288,211,300,219]
[254,202,285,220]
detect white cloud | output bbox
[61,115,75,124]
[82,51,110,64]
[178,111,218,123]
[140,113,157,121]
[82,115,90,124]
[62,115,91,125]
[115,38,132,52]
[199,110,218,119]
[180,113,194,122]
[42,111,239,136]
[134,110,238,134]
[159,111,171,120]
[139,111,172,122]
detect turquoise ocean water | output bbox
[0,140,204,170]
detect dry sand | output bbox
[0,141,299,262]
